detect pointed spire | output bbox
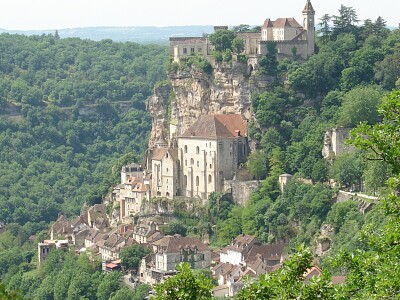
[302,0,315,14]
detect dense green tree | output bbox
[247,151,268,181]
[328,89,400,298]
[120,244,151,271]
[318,14,332,42]
[363,160,390,195]
[258,42,278,76]
[96,272,122,300]
[337,85,383,127]
[232,36,245,54]
[154,263,213,300]
[208,30,236,52]
[330,152,364,188]
[232,24,251,33]
[331,5,359,38]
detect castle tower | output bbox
[302,0,315,56]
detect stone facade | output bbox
[322,128,353,158]
[147,114,249,202]
[170,0,315,62]
[140,235,211,284]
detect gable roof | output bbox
[273,18,302,28]
[153,235,209,253]
[180,114,247,139]
[245,244,285,263]
[302,0,315,13]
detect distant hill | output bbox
[0,26,215,44]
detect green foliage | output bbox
[258,42,278,75]
[207,192,234,223]
[236,245,337,299]
[319,89,400,298]
[120,244,151,270]
[208,30,236,52]
[337,85,383,127]
[246,151,268,180]
[0,34,164,226]
[232,36,245,54]
[0,282,21,300]
[164,220,187,236]
[154,263,213,300]
[330,152,365,188]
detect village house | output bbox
[131,221,164,244]
[38,239,69,264]
[140,234,211,285]
[113,163,151,221]
[212,234,285,297]
[170,0,315,62]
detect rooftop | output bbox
[180,114,247,139]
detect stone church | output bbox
[146,114,249,201]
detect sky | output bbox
[1,0,399,30]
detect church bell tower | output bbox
[302,0,315,56]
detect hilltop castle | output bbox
[170,0,315,63]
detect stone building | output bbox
[148,147,180,199]
[140,234,211,285]
[322,128,353,159]
[113,166,151,220]
[170,0,315,62]
[178,114,249,200]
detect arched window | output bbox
[196,176,199,186]
[184,175,187,187]
[208,174,212,183]
[196,146,200,154]
[184,145,188,153]
[197,161,199,167]
[190,158,194,165]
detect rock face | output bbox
[147,61,266,148]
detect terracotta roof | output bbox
[245,244,285,263]
[51,214,73,236]
[263,18,273,28]
[222,234,260,254]
[151,147,178,161]
[153,235,209,253]
[180,114,247,138]
[304,266,323,280]
[273,18,302,28]
[332,276,346,284]
[302,0,315,13]
[133,182,148,193]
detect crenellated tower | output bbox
[302,0,315,56]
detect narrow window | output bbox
[196,146,200,154]
[208,175,212,183]
[196,176,199,186]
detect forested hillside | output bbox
[0,34,168,297]
[1,5,400,299]
[0,34,168,226]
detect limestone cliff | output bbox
[147,60,269,148]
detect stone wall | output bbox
[223,180,259,206]
[259,40,309,60]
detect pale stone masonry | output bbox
[170,0,315,62]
